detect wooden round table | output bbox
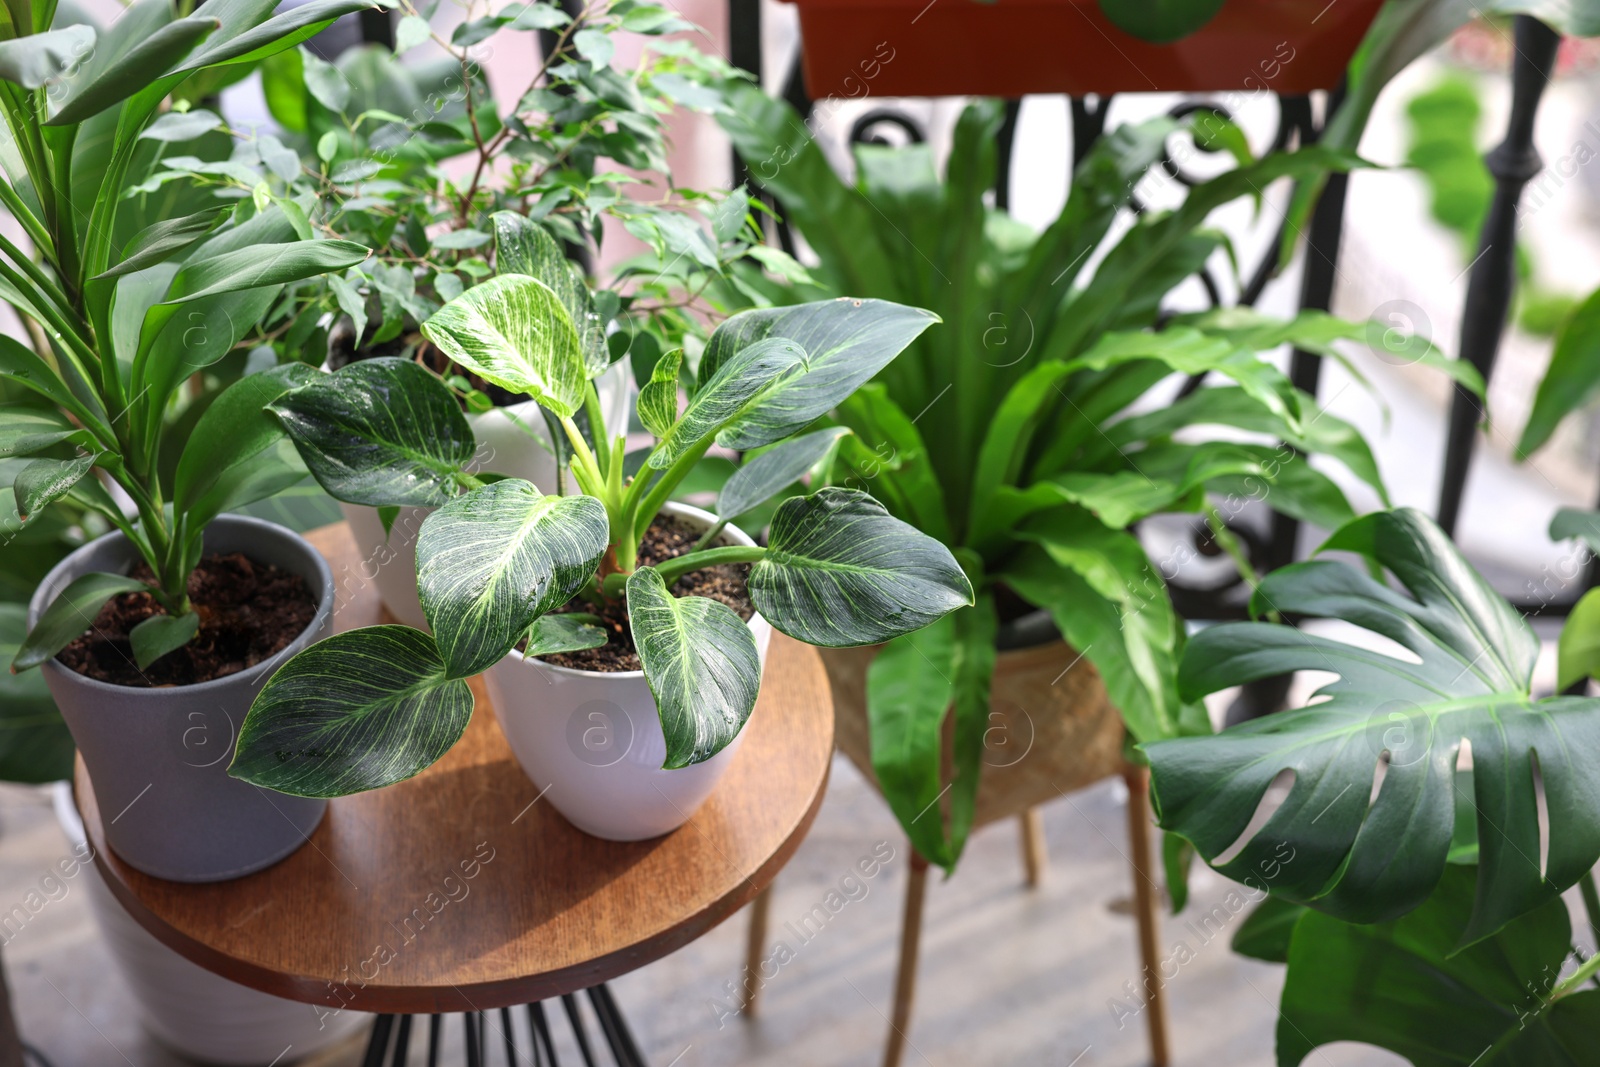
[76,522,833,1050]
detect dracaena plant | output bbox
[1,0,374,676]
[225,212,972,798]
[719,86,1482,868]
[1146,507,1600,1063]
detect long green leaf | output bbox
[232,625,474,797]
[94,205,228,281]
[0,25,94,88]
[0,406,86,458]
[129,611,199,669]
[718,427,850,521]
[176,364,317,531]
[1520,285,1600,456]
[14,454,95,520]
[270,358,476,507]
[47,15,219,125]
[12,571,146,671]
[626,567,761,769]
[749,488,971,647]
[415,480,609,678]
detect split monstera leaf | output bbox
[230,215,971,797]
[1147,508,1600,950]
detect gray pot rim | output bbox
[26,513,336,699]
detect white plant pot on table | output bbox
[341,360,632,628]
[484,502,772,841]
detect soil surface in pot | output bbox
[58,554,316,687]
[535,514,755,673]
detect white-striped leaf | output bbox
[419,274,588,418]
[491,212,609,377]
[627,567,761,768]
[232,626,474,798]
[271,358,476,507]
[637,347,682,439]
[750,487,973,646]
[416,480,610,678]
[522,614,608,657]
[647,337,806,470]
[718,427,851,519]
[699,299,938,450]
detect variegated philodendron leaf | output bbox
[522,614,608,657]
[416,480,609,678]
[750,487,973,646]
[490,212,609,377]
[718,427,852,519]
[232,626,474,797]
[648,337,807,470]
[270,358,475,507]
[698,299,939,450]
[419,274,588,417]
[637,347,682,439]
[626,568,761,768]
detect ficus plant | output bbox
[720,85,1482,868]
[227,214,973,798]
[1147,507,1600,1062]
[1,0,374,676]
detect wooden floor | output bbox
[2,757,1402,1067]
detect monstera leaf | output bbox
[1277,865,1600,1067]
[1146,508,1600,946]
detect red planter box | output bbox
[780,0,1385,99]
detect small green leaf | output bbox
[636,347,681,438]
[12,572,147,672]
[377,505,400,537]
[522,614,607,657]
[140,107,222,142]
[750,488,972,647]
[301,48,350,113]
[129,612,200,669]
[711,186,749,244]
[1097,0,1225,42]
[573,27,613,68]
[270,358,477,507]
[415,480,609,678]
[1521,286,1600,456]
[395,13,430,52]
[648,337,807,470]
[1559,588,1600,692]
[419,273,588,418]
[432,228,491,250]
[327,273,367,347]
[718,427,850,520]
[232,626,474,798]
[15,455,96,521]
[160,239,370,306]
[316,130,338,162]
[627,568,761,769]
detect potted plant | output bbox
[1143,507,1600,1060]
[1,0,376,882]
[168,5,758,626]
[227,212,973,839]
[718,85,1483,869]
[775,0,1383,100]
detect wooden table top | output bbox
[75,521,834,1014]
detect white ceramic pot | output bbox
[341,361,632,629]
[51,784,370,1065]
[484,502,772,841]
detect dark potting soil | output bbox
[57,554,316,687]
[536,514,756,673]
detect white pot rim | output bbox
[506,500,762,681]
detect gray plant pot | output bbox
[28,515,333,883]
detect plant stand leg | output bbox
[1019,808,1048,887]
[883,849,930,1067]
[742,883,774,1015]
[1124,765,1170,1067]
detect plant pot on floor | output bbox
[50,784,370,1065]
[484,502,772,842]
[341,360,633,629]
[781,0,1384,99]
[32,515,333,883]
[820,613,1125,830]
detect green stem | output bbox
[584,381,610,475]
[602,544,766,598]
[634,437,713,542]
[1551,946,1600,1002]
[559,415,606,497]
[1205,503,1278,624]
[0,178,55,260]
[692,519,728,551]
[1581,870,1600,952]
